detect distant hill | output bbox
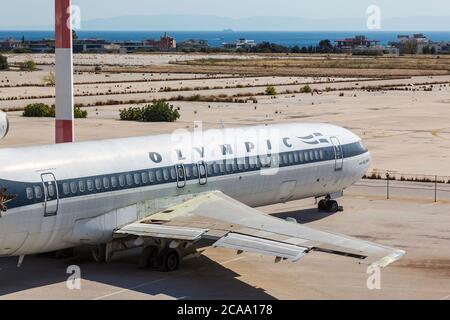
[82,15,450,31]
[3,15,450,31]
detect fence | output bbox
[349,171,450,202]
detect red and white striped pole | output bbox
[55,0,74,143]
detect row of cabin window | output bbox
[25,149,327,200]
[25,167,200,200]
[205,149,326,176]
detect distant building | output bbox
[0,38,24,51]
[335,35,380,51]
[73,39,109,53]
[118,40,149,53]
[352,45,399,56]
[145,33,177,51]
[26,39,54,53]
[388,34,446,54]
[223,39,257,50]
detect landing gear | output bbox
[318,198,343,213]
[92,244,106,263]
[140,245,181,272]
[160,249,180,272]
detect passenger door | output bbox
[175,164,186,188]
[41,173,59,217]
[197,161,208,185]
[330,136,344,171]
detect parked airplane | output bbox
[0,113,405,271]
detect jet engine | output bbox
[0,111,10,141]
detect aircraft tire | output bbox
[327,200,339,213]
[318,199,327,211]
[92,244,107,263]
[139,246,158,269]
[161,249,180,272]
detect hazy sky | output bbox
[2,0,450,28]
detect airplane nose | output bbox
[368,151,373,167]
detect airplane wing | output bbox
[115,191,405,267]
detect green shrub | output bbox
[300,85,312,93]
[120,100,180,122]
[74,106,88,118]
[20,60,37,71]
[23,103,53,117]
[0,54,8,70]
[119,106,143,121]
[94,65,102,72]
[23,103,87,118]
[265,86,277,95]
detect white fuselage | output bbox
[0,123,371,257]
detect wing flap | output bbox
[214,233,308,262]
[115,223,207,241]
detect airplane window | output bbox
[319,150,324,160]
[170,168,177,180]
[148,171,155,183]
[103,177,110,189]
[304,152,309,162]
[256,158,262,169]
[310,151,315,161]
[87,180,94,191]
[207,164,213,176]
[282,154,288,165]
[271,155,279,167]
[315,150,320,160]
[78,180,86,193]
[156,170,163,182]
[111,176,118,188]
[232,161,238,172]
[213,163,220,174]
[126,174,133,186]
[118,175,125,187]
[219,163,226,174]
[163,169,170,181]
[95,178,102,190]
[141,172,148,184]
[226,162,233,173]
[185,165,192,178]
[199,164,206,177]
[359,141,367,152]
[34,186,43,199]
[299,152,304,162]
[133,173,140,185]
[177,166,185,180]
[63,183,70,195]
[244,158,250,170]
[237,159,244,171]
[26,187,33,200]
[48,184,55,197]
[70,182,77,194]
[288,153,294,164]
[249,158,256,169]
[293,152,299,163]
[192,165,198,177]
